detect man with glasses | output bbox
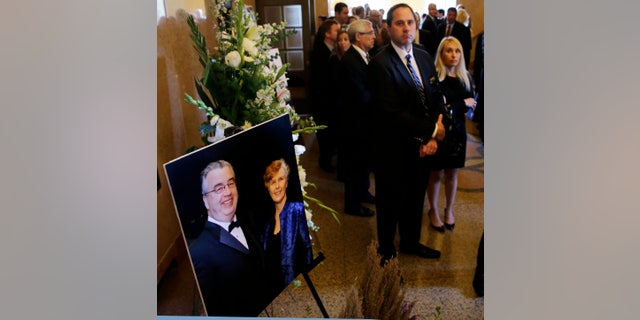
[189,160,268,316]
[337,19,377,217]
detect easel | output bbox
[301,252,329,318]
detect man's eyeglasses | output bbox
[203,180,236,195]
[358,31,375,35]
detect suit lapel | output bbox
[205,221,251,254]
[347,46,367,66]
[220,230,251,254]
[414,49,432,88]
[413,49,437,116]
[388,47,415,89]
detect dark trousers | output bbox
[315,119,337,168]
[374,149,430,256]
[341,141,371,211]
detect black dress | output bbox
[431,75,474,169]
[265,224,285,297]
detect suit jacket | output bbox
[419,15,442,56]
[367,43,442,159]
[308,41,335,121]
[261,201,312,286]
[337,46,372,140]
[367,43,444,254]
[189,220,268,317]
[437,21,472,69]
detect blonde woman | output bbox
[426,37,476,233]
[261,159,312,292]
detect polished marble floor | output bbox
[158,120,484,319]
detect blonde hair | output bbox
[263,158,290,188]
[435,37,472,92]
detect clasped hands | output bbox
[419,114,445,157]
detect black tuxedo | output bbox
[189,221,268,316]
[337,46,373,211]
[367,44,443,257]
[437,21,472,69]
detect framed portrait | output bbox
[163,114,313,317]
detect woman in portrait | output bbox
[261,159,312,292]
[426,37,477,233]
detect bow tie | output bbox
[228,220,241,232]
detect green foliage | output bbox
[185,0,297,128]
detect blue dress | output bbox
[261,201,313,289]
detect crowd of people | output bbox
[309,2,484,264]
[187,2,485,316]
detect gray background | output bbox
[2,0,640,319]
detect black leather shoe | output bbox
[399,244,441,259]
[379,253,397,267]
[345,206,375,217]
[431,224,445,233]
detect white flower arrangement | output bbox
[183,0,338,230]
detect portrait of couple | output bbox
[163,115,313,317]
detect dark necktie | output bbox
[446,24,452,37]
[406,54,426,106]
[228,220,240,232]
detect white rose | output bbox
[224,51,241,68]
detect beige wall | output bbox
[164,0,206,17]
[157,13,214,280]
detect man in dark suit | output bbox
[189,160,268,316]
[367,3,445,263]
[336,19,377,217]
[419,3,443,56]
[334,2,350,28]
[309,19,340,172]
[437,7,472,69]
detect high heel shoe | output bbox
[428,209,445,233]
[431,224,445,233]
[444,208,455,231]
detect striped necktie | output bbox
[405,54,426,105]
